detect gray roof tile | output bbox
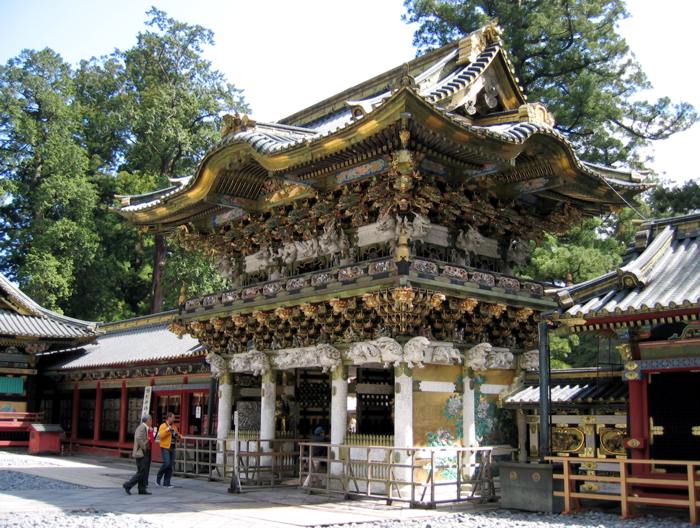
[58,323,203,369]
[559,215,700,318]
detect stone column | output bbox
[394,365,413,449]
[260,371,276,441]
[260,371,276,469]
[216,372,233,466]
[462,370,477,473]
[330,365,348,445]
[463,372,477,446]
[330,365,348,478]
[393,364,413,491]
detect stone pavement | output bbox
[0,451,493,528]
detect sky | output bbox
[0,0,698,185]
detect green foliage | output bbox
[160,242,231,311]
[402,0,697,167]
[524,217,624,285]
[1,9,247,320]
[0,49,99,312]
[649,180,700,217]
[115,8,248,180]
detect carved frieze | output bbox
[271,344,341,372]
[346,337,404,367]
[466,342,515,371]
[229,350,270,376]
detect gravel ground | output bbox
[312,510,691,528]
[0,470,85,491]
[0,510,156,528]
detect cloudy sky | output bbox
[1,0,697,184]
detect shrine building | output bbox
[111,22,647,460]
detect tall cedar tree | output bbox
[403,0,697,167]
[0,49,99,312]
[105,8,248,313]
[0,9,246,319]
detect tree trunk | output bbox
[150,233,167,313]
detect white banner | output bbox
[141,386,152,418]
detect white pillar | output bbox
[330,365,348,445]
[394,365,413,449]
[463,373,476,447]
[259,370,276,471]
[463,371,477,474]
[260,371,276,441]
[330,365,348,479]
[393,365,413,492]
[216,372,233,466]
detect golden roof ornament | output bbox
[221,113,256,138]
[518,103,555,127]
[457,20,503,65]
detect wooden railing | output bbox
[546,456,700,525]
[0,411,43,423]
[174,435,299,488]
[300,442,513,508]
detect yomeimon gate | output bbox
[116,23,646,492]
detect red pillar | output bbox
[118,381,128,446]
[181,391,190,436]
[93,383,102,443]
[71,383,79,441]
[628,379,645,458]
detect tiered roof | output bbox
[116,23,647,230]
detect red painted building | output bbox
[0,273,97,446]
[553,212,700,468]
[39,311,213,458]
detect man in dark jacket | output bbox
[123,414,152,495]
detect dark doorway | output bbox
[355,367,394,436]
[648,371,700,468]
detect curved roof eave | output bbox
[116,87,641,225]
[0,273,98,335]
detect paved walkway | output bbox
[0,452,493,527]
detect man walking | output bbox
[156,412,179,488]
[143,419,155,487]
[123,414,152,495]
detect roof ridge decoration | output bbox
[221,113,257,139]
[616,225,673,289]
[457,20,503,65]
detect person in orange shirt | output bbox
[155,412,179,488]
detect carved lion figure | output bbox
[229,350,270,376]
[466,342,492,371]
[403,336,429,368]
[205,351,228,378]
[347,337,404,367]
[430,344,462,365]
